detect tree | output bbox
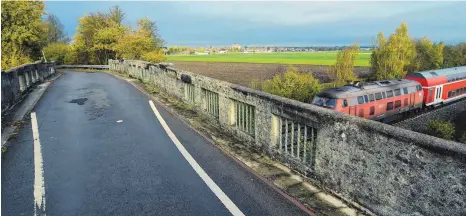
[108,5,125,25]
[443,43,466,67]
[408,37,444,72]
[329,44,359,86]
[73,12,110,64]
[114,17,164,61]
[1,1,46,69]
[262,66,321,103]
[370,22,416,80]
[93,24,127,63]
[45,14,70,44]
[137,17,164,48]
[43,42,70,64]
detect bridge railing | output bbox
[55,65,109,69]
[1,62,56,116]
[109,59,466,216]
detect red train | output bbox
[312,66,466,120]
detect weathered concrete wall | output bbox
[109,59,466,216]
[1,62,56,116]
[395,99,466,133]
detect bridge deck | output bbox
[2,71,307,216]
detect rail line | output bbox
[387,97,466,125]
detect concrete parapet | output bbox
[109,59,466,216]
[1,62,56,117]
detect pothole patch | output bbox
[68,98,88,105]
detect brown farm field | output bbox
[170,61,372,87]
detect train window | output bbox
[452,91,456,97]
[395,100,401,108]
[408,86,416,93]
[448,91,452,98]
[370,106,375,116]
[394,89,401,96]
[416,85,422,91]
[403,87,408,94]
[342,99,348,108]
[386,90,394,98]
[404,98,409,106]
[357,96,365,104]
[369,94,375,102]
[364,95,369,103]
[386,102,394,111]
[375,93,383,100]
[382,92,387,99]
[457,89,461,95]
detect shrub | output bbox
[141,50,166,63]
[460,132,466,144]
[63,48,79,65]
[249,79,263,90]
[43,42,70,64]
[262,65,321,103]
[427,120,455,140]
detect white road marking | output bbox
[148,100,245,216]
[31,112,46,216]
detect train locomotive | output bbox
[312,66,466,120]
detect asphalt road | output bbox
[2,71,308,216]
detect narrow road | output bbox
[2,71,308,216]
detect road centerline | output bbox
[31,112,46,216]
[148,100,245,216]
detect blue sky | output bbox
[44,1,466,47]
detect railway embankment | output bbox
[394,99,466,134]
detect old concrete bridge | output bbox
[1,61,465,216]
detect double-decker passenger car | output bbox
[312,79,423,120]
[405,66,466,106]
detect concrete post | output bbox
[25,71,31,88]
[19,74,26,92]
[34,68,42,82]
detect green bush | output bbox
[427,120,455,140]
[141,50,166,63]
[43,42,69,64]
[460,132,466,144]
[249,79,263,90]
[262,65,321,103]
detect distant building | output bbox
[194,52,209,55]
[231,43,241,50]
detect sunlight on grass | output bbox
[166,51,371,66]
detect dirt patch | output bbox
[170,61,372,87]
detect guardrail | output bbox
[109,59,466,216]
[1,62,56,116]
[56,65,109,69]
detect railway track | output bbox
[388,97,466,125]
